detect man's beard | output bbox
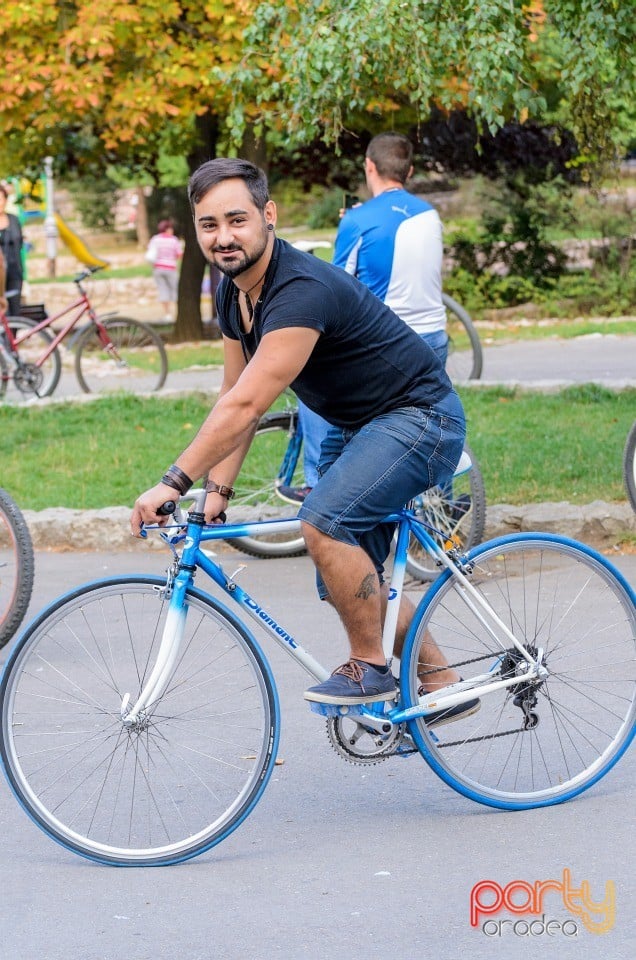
[211,231,268,279]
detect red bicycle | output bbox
[0,266,168,399]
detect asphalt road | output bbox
[0,547,634,960]
[5,330,635,403]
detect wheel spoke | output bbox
[402,536,636,808]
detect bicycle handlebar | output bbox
[73,265,105,284]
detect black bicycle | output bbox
[623,420,636,513]
[0,487,34,648]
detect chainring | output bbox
[326,715,406,764]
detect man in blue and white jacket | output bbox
[280,132,448,504]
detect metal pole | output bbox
[44,156,58,278]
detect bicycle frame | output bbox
[121,489,546,730]
[0,291,91,369]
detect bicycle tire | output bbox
[443,293,483,381]
[74,317,168,394]
[623,420,636,513]
[0,575,280,866]
[226,411,307,558]
[0,488,34,649]
[5,316,62,398]
[404,442,487,582]
[0,346,8,398]
[400,534,636,809]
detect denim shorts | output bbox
[298,389,466,597]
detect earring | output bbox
[267,223,274,231]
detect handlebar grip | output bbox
[158,501,177,516]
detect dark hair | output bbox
[188,158,270,213]
[157,218,174,233]
[366,133,413,183]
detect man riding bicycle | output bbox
[132,158,474,716]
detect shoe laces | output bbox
[333,660,366,683]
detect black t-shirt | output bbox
[216,238,452,428]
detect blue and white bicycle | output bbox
[1,487,634,866]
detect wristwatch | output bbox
[204,479,236,500]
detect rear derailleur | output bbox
[500,645,546,730]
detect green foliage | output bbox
[227,0,636,170]
[445,260,636,317]
[65,173,119,232]
[450,173,574,289]
[307,190,343,229]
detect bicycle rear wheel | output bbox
[405,442,486,582]
[0,576,279,866]
[401,534,636,809]
[623,420,636,512]
[74,317,168,393]
[226,411,307,558]
[0,488,34,649]
[443,293,483,382]
[6,317,62,398]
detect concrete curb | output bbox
[22,500,636,553]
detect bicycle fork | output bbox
[120,569,190,728]
[119,511,204,728]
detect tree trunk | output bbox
[134,186,150,249]
[241,125,268,171]
[172,117,269,342]
[173,112,219,343]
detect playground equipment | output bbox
[7,162,109,277]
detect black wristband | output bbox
[161,464,193,496]
[161,474,185,494]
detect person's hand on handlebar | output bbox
[203,491,229,526]
[131,483,179,536]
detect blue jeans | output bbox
[297,399,331,487]
[298,390,466,598]
[298,330,449,486]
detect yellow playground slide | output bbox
[54,214,110,269]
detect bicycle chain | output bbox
[439,726,527,749]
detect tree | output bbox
[226,0,635,165]
[0,0,255,339]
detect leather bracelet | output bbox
[205,478,236,500]
[161,474,186,494]
[161,464,193,496]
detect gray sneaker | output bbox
[304,659,397,705]
[418,682,481,728]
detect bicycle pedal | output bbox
[307,702,365,718]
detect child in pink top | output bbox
[147,218,183,320]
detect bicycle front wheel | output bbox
[7,317,62,398]
[401,534,636,809]
[0,346,8,398]
[226,411,307,558]
[623,420,636,512]
[74,317,168,394]
[0,487,34,649]
[0,576,279,866]
[405,441,487,582]
[443,293,483,382]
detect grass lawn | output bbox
[1,386,634,512]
